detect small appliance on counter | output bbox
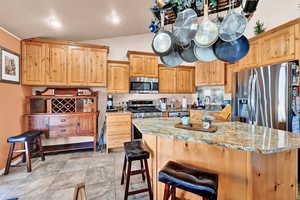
[182,96,187,109]
[160,98,168,111]
[106,94,117,112]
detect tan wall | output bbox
[0,28,32,170]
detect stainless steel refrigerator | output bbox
[232,62,300,132]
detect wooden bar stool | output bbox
[159,161,218,200]
[4,130,45,175]
[121,141,153,200]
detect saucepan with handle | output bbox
[152,11,175,56]
[193,0,219,47]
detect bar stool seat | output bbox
[7,130,42,143]
[159,161,218,200]
[124,141,149,161]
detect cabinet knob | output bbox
[60,129,66,132]
[61,119,66,122]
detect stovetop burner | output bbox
[127,106,161,113]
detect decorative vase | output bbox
[203,121,211,129]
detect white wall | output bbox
[83,1,300,61]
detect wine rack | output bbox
[51,98,76,113]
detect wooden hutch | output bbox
[24,88,99,152]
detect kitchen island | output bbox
[133,117,300,200]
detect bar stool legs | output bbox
[4,143,15,175]
[121,158,153,200]
[144,159,153,200]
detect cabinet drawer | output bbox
[49,126,77,138]
[107,125,131,135]
[49,116,78,126]
[107,135,131,148]
[106,115,131,123]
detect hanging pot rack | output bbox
[151,0,243,25]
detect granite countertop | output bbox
[133,117,300,154]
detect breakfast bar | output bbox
[133,117,300,200]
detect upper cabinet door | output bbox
[46,44,68,86]
[22,41,47,85]
[239,39,261,70]
[130,55,144,77]
[195,62,208,86]
[87,48,107,87]
[261,26,295,65]
[176,67,195,93]
[210,61,225,85]
[144,56,158,77]
[159,67,177,93]
[107,62,129,93]
[68,47,87,86]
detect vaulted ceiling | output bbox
[0,0,153,41]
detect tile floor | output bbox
[0,150,150,200]
[1,150,300,200]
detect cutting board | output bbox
[175,123,218,133]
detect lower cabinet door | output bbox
[78,115,95,136]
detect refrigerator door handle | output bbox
[247,71,253,124]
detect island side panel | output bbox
[247,150,297,200]
[156,136,249,200]
[143,134,158,200]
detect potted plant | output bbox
[202,115,214,129]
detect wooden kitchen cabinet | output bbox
[107,60,130,93]
[67,46,87,86]
[238,39,261,70]
[25,88,98,152]
[159,66,177,93]
[261,25,295,65]
[46,44,68,85]
[176,67,195,93]
[195,60,225,86]
[106,112,132,152]
[21,38,108,86]
[87,48,107,87]
[159,65,195,94]
[225,64,235,93]
[21,41,47,85]
[128,51,158,78]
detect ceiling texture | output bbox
[0,0,153,41]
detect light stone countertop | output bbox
[133,117,300,154]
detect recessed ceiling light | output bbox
[47,16,62,29]
[111,16,120,24]
[107,9,121,25]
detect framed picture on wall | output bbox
[0,48,20,84]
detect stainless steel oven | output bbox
[130,77,159,94]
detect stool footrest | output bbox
[128,188,149,196]
[130,169,146,175]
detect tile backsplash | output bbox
[111,93,197,106]
[196,86,225,104]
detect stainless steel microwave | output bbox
[130,77,159,94]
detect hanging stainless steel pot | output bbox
[160,45,183,67]
[173,8,198,47]
[152,11,175,56]
[219,0,248,42]
[193,0,219,47]
[178,41,198,63]
[193,45,217,62]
